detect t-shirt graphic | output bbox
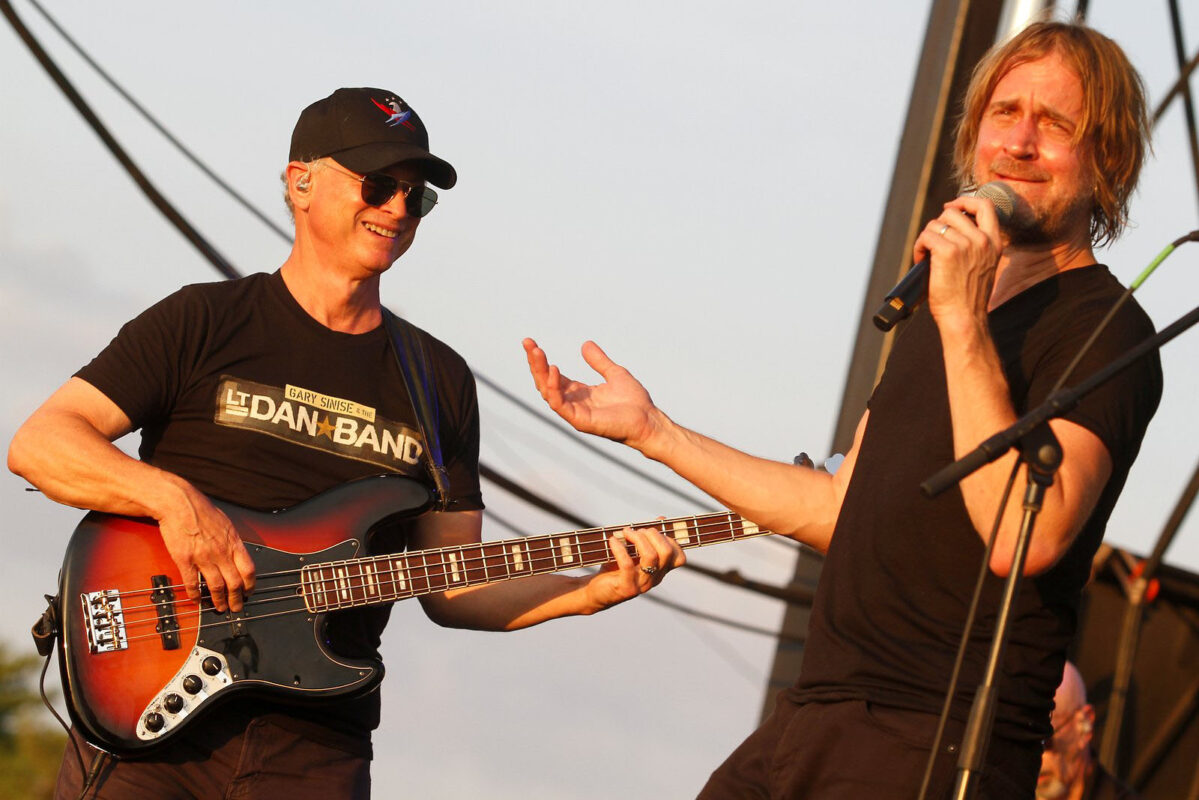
[215,375,425,471]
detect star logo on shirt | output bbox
[316,416,336,439]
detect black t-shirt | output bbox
[77,270,482,513]
[792,266,1161,743]
[75,270,484,743]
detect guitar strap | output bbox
[382,309,452,511]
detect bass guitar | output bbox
[56,473,774,755]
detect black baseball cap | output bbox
[289,88,457,189]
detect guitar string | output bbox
[102,545,624,646]
[101,516,769,622]
[99,515,772,620]
[100,523,771,635]
[86,521,778,647]
[105,525,783,649]
[106,537,624,623]
[101,513,759,608]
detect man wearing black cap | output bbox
[9,87,683,798]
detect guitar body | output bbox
[53,472,771,756]
[58,474,432,755]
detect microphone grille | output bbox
[975,181,1016,225]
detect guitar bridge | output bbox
[81,589,128,654]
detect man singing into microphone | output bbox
[525,21,1161,798]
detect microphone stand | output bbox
[921,300,1199,799]
[949,423,1060,800]
[924,301,1199,498]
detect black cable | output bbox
[0,0,239,280]
[481,487,809,638]
[37,651,81,772]
[480,381,803,553]
[37,649,106,800]
[6,0,803,625]
[480,461,814,605]
[15,0,807,560]
[24,0,294,245]
[641,593,805,644]
[481,508,526,537]
[477,373,723,513]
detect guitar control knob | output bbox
[144,712,165,732]
[201,656,222,676]
[163,694,184,714]
[182,675,203,694]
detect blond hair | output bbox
[953,22,1150,247]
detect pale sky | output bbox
[2,2,1197,797]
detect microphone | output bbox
[872,182,1017,332]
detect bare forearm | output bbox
[8,408,190,520]
[423,532,683,630]
[421,573,602,631]
[524,337,849,551]
[939,319,1103,575]
[632,408,843,552]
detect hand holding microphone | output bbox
[873,182,1017,332]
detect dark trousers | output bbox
[55,715,371,800]
[697,698,1040,800]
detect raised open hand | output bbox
[523,338,661,450]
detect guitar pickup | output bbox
[81,589,128,654]
[150,575,181,651]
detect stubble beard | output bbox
[1005,191,1092,247]
[983,157,1093,248]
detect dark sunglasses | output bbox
[322,162,439,217]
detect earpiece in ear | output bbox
[1079,720,1092,733]
[296,174,311,191]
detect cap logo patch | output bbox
[371,96,415,130]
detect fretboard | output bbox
[299,512,773,613]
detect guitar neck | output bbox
[300,512,773,613]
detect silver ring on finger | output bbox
[640,565,659,576]
[938,224,950,236]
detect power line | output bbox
[5,0,805,615]
[481,504,807,642]
[481,508,526,537]
[476,373,723,513]
[25,0,294,246]
[478,377,803,553]
[19,0,798,548]
[1,0,239,280]
[481,463,815,607]
[22,0,798,557]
